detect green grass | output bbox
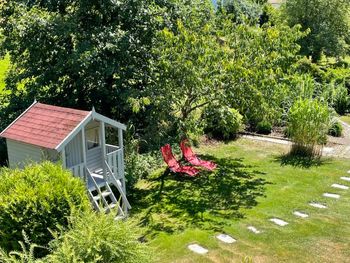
[340,115,350,125]
[131,139,350,262]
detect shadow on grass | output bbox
[275,153,327,168]
[130,155,269,235]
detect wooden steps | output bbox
[87,166,129,218]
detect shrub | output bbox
[203,105,244,140]
[328,121,343,137]
[46,211,153,263]
[0,162,90,256]
[287,98,331,156]
[125,138,161,194]
[256,120,272,135]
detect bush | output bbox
[256,120,272,135]
[328,121,343,137]
[0,212,153,263]
[46,211,153,263]
[125,139,161,194]
[203,105,244,140]
[287,98,331,156]
[0,162,90,256]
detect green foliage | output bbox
[283,0,350,61]
[219,20,307,126]
[256,120,272,135]
[0,162,90,256]
[46,211,152,263]
[328,121,343,137]
[219,0,262,24]
[0,212,153,263]
[287,98,331,156]
[203,105,244,139]
[149,20,225,137]
[0,0,164,128]
[0,233,45,263]
[125,138,161,194]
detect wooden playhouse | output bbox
[0,101,130,217]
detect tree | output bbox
[218,0,263,24]
[146,20,226,138]
[218,20,307,127]
[283,0,350,61]
[0,0,161,122]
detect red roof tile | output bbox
[0,103,90,149]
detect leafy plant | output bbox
[328,121,343,137]
[46,211,153,263]
[125,138,161,194]
[203,105,244,139]
[0,232,45,263]
[287,98,331,156]
[0,162,90,257]
[256,120,272,135]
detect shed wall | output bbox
[65,131,83,167]
[7,139,44,168]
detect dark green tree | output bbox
[283,0,350,61]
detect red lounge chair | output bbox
[161,144,200,176]
[180,140,217,171]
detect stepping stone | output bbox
[188,244,208,254]
[340,176,350,182]
[216,234,236,244]
[331,183,349,190]
[247,226,261,234]
[293,211,309,218]
[309,202,327,209]
[323,193,340,199]
[269,218,288,226]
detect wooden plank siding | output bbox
[65,131,83,167]
[86,146,103,172]
[7,139,44,168]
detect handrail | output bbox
[106,148,122,156]
[105,160,131,209]
[106,144,120,150]
[85,167,110,210]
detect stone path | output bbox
[188,244,208,254]
[331,183,349,190]
[341,176,350,182]
[323,193,340,199]
[269,218,289,226]
[293,211,309,218]
[188,172,350,256]
[309,202,327,209]
[216,234,236,244]
[247,226,261,234]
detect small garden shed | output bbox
[0,101,131,217]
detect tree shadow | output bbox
[275,153,327,168]
[130,155,269,235]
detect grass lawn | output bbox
[340,115,350,125]
[131,138,350,263]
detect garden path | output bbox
[243,119,350,159]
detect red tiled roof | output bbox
[0,103,90,149]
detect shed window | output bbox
[86,128,100,150]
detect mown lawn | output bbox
[131,138,350,263]
[340,115,350,125]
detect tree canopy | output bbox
[283,0,350,61]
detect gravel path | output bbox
[243,119,350,159]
